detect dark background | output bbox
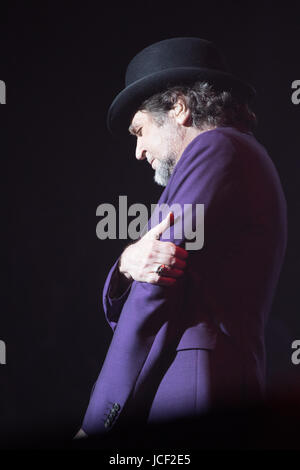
[0,0,299,448]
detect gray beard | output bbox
[154,154,177,187]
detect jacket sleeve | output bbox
[102,257,132,332]
[81,130,238,435]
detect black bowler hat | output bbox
[107,37,256,136]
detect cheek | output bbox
[147,129,169,159]
[146,137,159,157]
[154,133,167,153]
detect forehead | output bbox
[129,110,153,134]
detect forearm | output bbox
[82,277,185,435]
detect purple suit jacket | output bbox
[81,127,287,435]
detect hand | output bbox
[118,212,188,286]
[73,428,88,439]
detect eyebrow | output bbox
[128,123,137,135]
[128,124,135,135]
[128,122,142,135]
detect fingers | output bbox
[73,429,88,439]
[147,241,189,276]
[146,264,184,287]
[170,257,187,270]
[157,211,174,235]
[151,241,189,262]
[155,277,177,286]
[152,255,187,270]
[173,244,189,260]
[146,211,174,240]
[147,274,178,287]
[157,266,184,279]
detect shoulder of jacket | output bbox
[199,127,239,150]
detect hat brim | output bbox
[107,67,256,137]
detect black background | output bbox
[0,0,299,449]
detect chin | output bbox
[154,171,168,187]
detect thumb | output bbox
[146,211,174,240]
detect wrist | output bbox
[118,247,132,281]
[109,263,132,299]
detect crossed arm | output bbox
[74,212,188,439]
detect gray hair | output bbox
[138,81,257,132]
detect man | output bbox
[76,38,287,438]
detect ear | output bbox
[172,96,191,126]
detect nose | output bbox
[135,138,147,161]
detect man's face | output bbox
[129,110,184,187]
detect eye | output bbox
[137,128,142,137]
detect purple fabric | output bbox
[82,127,287,435]
[147,349,211,423]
